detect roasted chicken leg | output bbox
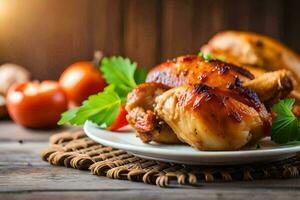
[126,82,181,144]
[155,84,271,150]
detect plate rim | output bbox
[84,121,300,158]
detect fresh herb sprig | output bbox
[197,52,225,62]
[58,85,121,126]
[271,98,300,144]
[58,56,147,126]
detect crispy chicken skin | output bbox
[155,84,271,150]
[146,55,254,88]
[126,82,181,144]
[146,55,293,104]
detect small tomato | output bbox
[59,62,106,107]
[108,106,128,131]
[6,81,68,128]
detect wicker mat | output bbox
[41,130,300,187]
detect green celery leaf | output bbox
[58,85,121,126]
[271,99,300,144]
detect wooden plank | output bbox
[90,0,123,57]
[2,142,300,191]
[262,0,284,40]
[0,0,91,80]
[0,141,157,192]
[1,140,300,200]
[0,141,47,166]
[161,0,194,61]
[0,165,157,192]
[0,121,76,142]
[193,0,286,48]
[0,0,298,80]
[3,162,300,192]
[222,0,251,30]
[222,0,284,40]
[192,0,227,50]
[123,0,160,68]
[1,189,300,200]
[282,0,300,53]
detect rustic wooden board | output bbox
[91,0,124,57]
[123,0,161,68]
[1,0,299,79]
[2,189,300,200]
[1,142,300,189]
[161,0,194,60]
[1,124,300,199]
[0,121,79,142]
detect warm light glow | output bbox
[0,1,5,14]
[0,0,9,19]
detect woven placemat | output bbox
[41,129,300,187]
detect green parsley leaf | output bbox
[216,55,225,62]
[197,52,225,62]
[100,56,137,89]
[197,52,204,58]
[58,107,79,125]
[287,141,300,145]
[100,56,147,101]
[58,85,121,126]
[134,68,148,84]
[59,56,148,127]
[203,53,214,61]
[271,99,300,144]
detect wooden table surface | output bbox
[1,120,300,200]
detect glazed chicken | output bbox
[146,55,293,104]
[155,84,270,150]
[126,82,181,144]
[126,30,300,150]
[125,55,293,150]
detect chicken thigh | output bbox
[126,82,181,144]
[154,84,271,150]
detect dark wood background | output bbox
[0,0,299,80]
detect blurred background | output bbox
[0,0,299,80]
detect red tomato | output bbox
[59,62,106,107]
[6,81,68,129]
[108,106,128,131]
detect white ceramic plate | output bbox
[84,121,300,165]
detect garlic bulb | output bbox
[0,63,30,95]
